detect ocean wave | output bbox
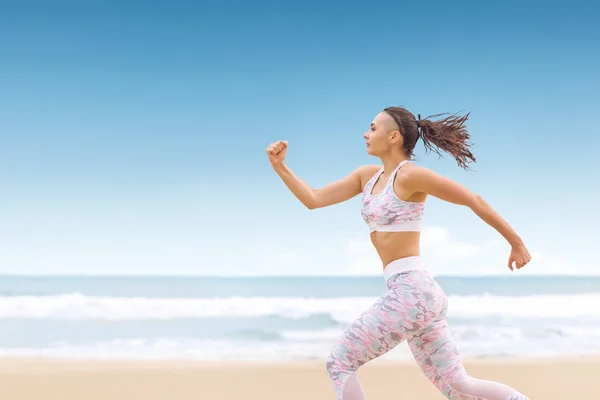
[1,292,600,321]
[1,331,600,361]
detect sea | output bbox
[0,274,599,362]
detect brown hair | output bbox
[383,106,476,169]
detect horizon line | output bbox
[0,273,598,278]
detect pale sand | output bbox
[0,356,596,399]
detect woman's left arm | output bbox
[403,166,531,271]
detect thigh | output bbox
[330,271,443,370]
[329,292,406,371]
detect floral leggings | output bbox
[326,270,530,400]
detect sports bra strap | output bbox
[393,160,409,173]
[383,160,409,187]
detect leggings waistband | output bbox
[383,256,428,282]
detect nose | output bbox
[363,131,369,140]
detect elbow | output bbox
[305,200,320,210]
[304,190,320,210]
[469,193,486,211]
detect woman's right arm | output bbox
[267,140,371,210]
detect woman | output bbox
[266,106,531,400]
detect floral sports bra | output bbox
[361,160,425,233]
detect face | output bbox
[364,112,402,156]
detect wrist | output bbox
[508,235,524,247]
[271,161,287,171]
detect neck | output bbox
[380,153,408,176]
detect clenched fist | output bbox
[266,140,288,166]
[508,242,532,271]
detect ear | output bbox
[389,130,402,145]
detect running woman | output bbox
[266,106,531,400]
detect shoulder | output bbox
[401,163,435,179]
[357,164,382,174]
[341,164,381,190]
[354,164,381,182]
[397,163,448,192]
[396,163,443,189]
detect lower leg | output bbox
[409,318,529,400]
[341,373,366,400]
[326,355,368,400]
[448,376,529,400]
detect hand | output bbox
[266,140,288,166]
[508,242,531,271]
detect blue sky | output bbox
[1,0,598,276]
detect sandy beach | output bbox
[0,356,596,399]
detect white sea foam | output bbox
[0,293,598,321]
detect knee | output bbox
[447,376,474,393]
[325,346,341,374]
[445,377,479,400]
[447,376,530,400]
[325,349,340,382]
[326,344,352,376]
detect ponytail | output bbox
[418,112,475,170]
